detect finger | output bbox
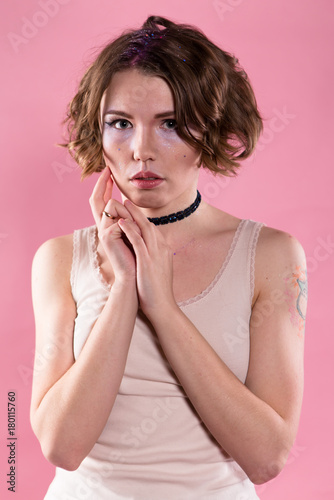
[89,169,111,224]
[89,169,113,225]
[123,199,156,244]
[118,218,147,256]
[91,168,112,202]
[104,176,113,205]
[117,217,142,236]
[101,199,135,227]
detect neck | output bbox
[147,190,201,226]
[153,200,207,247]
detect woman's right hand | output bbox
[89,168,139,284]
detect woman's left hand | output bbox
[117,200,177,321]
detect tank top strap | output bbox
[70,225,99,303]
[70,226,111,359]
[229,219,266,305]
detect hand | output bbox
[117,200,177,320]
[89,169,140,284]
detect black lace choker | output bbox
[147,191,202,226]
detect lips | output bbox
[130,172,164,189]
[131,171,163,180]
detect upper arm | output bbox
[246,227,307,443]
[30,234,77,423]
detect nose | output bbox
[132,126,156,163]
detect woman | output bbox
[30,15,307,499]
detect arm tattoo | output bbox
[284,266,308,337]
[296,276,308,320]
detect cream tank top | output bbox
[44,219,264,500]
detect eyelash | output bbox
[105,119,177,131]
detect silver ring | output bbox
[103,210,117,219]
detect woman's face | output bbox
[100,68,202,211]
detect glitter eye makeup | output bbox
[104,119,130,130]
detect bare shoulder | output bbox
[33,234,73,272]
[253,225,307,301]
[32,233,74,296]
[203,204,305,263]
[257,226,306,269]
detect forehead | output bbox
[101,68,174,114]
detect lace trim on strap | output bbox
[178,218,247,308]
[70,229,79,297]
[89,226,111,291]
[249,222,266,305]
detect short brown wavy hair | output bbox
[63,15,263,179]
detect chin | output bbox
[120,187,167,209]
[130,192,166,209]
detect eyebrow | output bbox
[104,110,175,119]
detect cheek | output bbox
[161,136,198,163]
[102,129,131,157]
[176,146,201,167]
[164,132,201,163]
[103,151,126,178]
[102,138,127,172]
[173,152,188,162]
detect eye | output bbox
[162,119,177,131]
[105,119,132,130]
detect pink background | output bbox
[0,0,333,498]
